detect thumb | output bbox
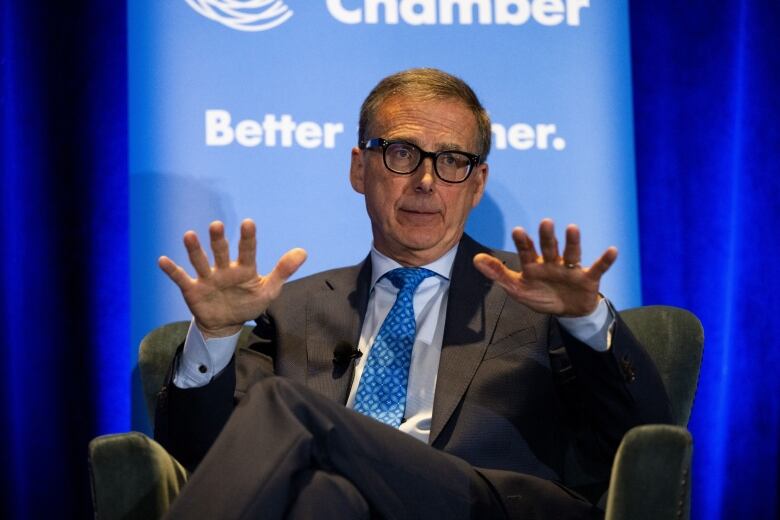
[265,248,308,289]
[473,253,510,284]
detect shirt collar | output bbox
[369,244,458,289]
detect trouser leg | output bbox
[165,376,504,520]
[285,469,370,520]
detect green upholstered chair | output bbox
[88,306,703,520]
[603,306,703,520]
[88,323,256,520]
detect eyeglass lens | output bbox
[385,142,472,182]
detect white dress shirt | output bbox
[174,244,614,444]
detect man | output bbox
[156,68,671,519]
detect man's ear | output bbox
[470,163,488,208]
[349,147,365,194]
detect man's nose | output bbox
[414,157,436,192]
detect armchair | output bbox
[89,306,703,519]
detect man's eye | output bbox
[440,153,467,167]
[390,145,415,160]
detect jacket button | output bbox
[620,357,637,382]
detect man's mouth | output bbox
[398,206,440,215]
[397,207,441,224]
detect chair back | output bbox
[619,305,704,427]
[603,306,703,520]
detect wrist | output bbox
[559,294,601,318]
[196,321,242,339]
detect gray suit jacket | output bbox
[157,234,671,505]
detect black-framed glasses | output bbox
[359,138,481,184]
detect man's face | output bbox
[350,96,488,266]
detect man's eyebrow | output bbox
[438,141,467,151]
[387,136,469,152]
[385,135,421,147]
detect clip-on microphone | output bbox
[333,342,362,365]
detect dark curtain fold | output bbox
[1,1,778,518]
[630,1,780,518]
[0,2,128,518]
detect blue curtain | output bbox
[630,1,780,518]
[1,1,777,517]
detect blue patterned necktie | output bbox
[353,267,436,428]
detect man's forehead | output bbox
[370,95,478,144]
[374,94,469,116]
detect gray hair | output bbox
[358,68,492,161]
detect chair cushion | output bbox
[89,431,189,520]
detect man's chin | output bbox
[373,221,461,262]
[393,228,444,251]
[389,231,459,260]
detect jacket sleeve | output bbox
[154,314,277,472]
[154,348,239,472]
[551,313,673,497]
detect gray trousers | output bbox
[165,377,597,519]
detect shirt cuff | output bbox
[172,319,241,388]
[556,298,615,352]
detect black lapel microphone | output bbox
[333,342,362,365]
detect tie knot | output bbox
[384,267,436,294]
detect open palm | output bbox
[473,219,617,317]
[158,219,307,338]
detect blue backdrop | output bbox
[129,0,644,382]
[1,1,778,518]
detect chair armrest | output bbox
[605,424,692,520]
[88,432,189,520]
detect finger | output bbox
[473,253,519,290]
[183,230,212,278]
[587,246,618,280]
[237,219,257,267]
[511,227,537,268]
[538,218,560,263]
[264,248,308,292]
[209,221,230,269]
[561,224,582,266]
[158,256,194,289]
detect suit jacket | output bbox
[156,234,671,505]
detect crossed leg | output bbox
[165,376,597,520]
[165,376,503,519]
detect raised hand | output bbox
[473,219,617,317]
[158,219,307,338]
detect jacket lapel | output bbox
[305,258,372,404]
[429,235,508,445]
